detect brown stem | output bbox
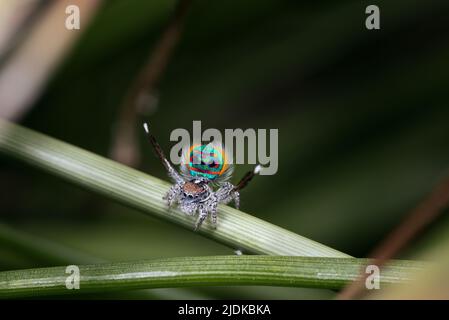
[110,0,193,167]
[337,173,449,300]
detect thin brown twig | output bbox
[110,0,193,167]
[337,173,449,300]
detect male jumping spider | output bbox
[143,123,260,230]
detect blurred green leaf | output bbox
[0,222,102,266]
[0,256,424,298]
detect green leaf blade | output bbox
[0,119,349,257]
[0,256,424,298]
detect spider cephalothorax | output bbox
[143,123,260,230]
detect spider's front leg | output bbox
[216,182,240,209]
[194,205,209,231]
[194,194,219,230]
[163,182,183,207]
[206,194,219,227]
[215,165,262,210]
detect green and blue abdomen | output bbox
[186,144,227,181]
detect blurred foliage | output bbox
[1,0,449,299]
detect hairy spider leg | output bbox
[194,205,209,231]
[233,164,262,192]
[164,183,183,207]
[143,123,183,184]
[210,200,218,225]
[214,182,239,209]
